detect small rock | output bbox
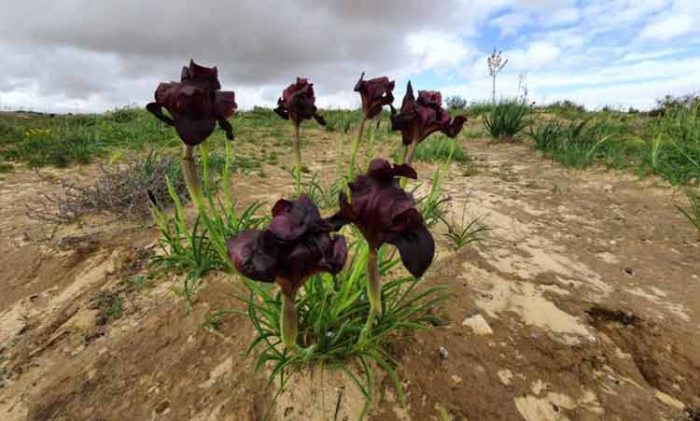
[451,375,462,384]
[603,185,614,193]
[439,346,449,360]
[462,314,494,335]
[497,369,513,386]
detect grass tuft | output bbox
[483,100,529,142]
[676,189,700,240]
[238,240,449,415]
[440,207,488,250]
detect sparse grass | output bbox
[483,100,529,142]
[527,101,699,184]
[391,135,472,165]
[300,172,344,210]
[150,140,268,307]
[440,208,488,250]
[0,353,7,387]
[465,101,494,116]
[0,108,281,171]
[645,102,700,184]
[544,100,587,119]
[0,156,13,173]
[415,167,450,227]
[412,135,471,163]
[125,273,155,290]
[201,308,240,334]
[323,109,363,133]
[676,189,700,240]
[528,119,619,169]
[0,109,170,168]
[96,291,124,321]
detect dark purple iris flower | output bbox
[228,195,347,298]
[354,72,395,119]
[329,159,435,278]
[390,81,466,146]
[274,78,326,127]
[146,60,237,146]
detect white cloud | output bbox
[406,31,473,75]
[619,48,683,62]
[507,41,561,71]
[639,0,700,41]
[640,13,693,40]
[491,12,531,36]
[543,7,580,26]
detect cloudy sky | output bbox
[0,0,698,113]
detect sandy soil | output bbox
[0,129,698,420]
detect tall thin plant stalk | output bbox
[292,124,302,193]
[399,142,418,188]
[487,48,508,104]
[182,144,205,210]
[361,247,381,339]
[348,117,367,179]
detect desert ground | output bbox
[0,114,699,421]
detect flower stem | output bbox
[292,124,302,193]
[362,248,381,340]
[182,144,205,210]
[280,292,299,353]
[348,117,367,180]
[399,141,417,188]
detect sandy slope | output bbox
[0,132,698,420]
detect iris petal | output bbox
[173,115,216,146]
[274,103,289,120]
[388,223,435,278]
[442,116,468,138]
[366,159,417,182]
[218,118,234,140]
[146,102,174,126]
[214,91,237,119]
[313,113,327,126]
[227,231,278,283]
[327,236,348,274]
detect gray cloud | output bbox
[0,0,486,111]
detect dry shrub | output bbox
[28,151,188,223]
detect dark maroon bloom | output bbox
[146,60,237,146]
[390,81,466,146]
[354,72,395,119]
[228,195,347,297]
[274,78,326,126]
[329,159,434,278]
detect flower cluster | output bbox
[147,61,466,353]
